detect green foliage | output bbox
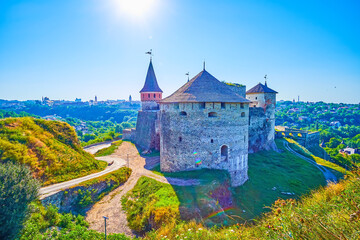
[19,202,131,240]
[285,138,348,177]
[66,167,132,215]
[76,189,96,208]
[0,162,40,240]
[121,176,180,232]
[144,170,360,240]
[94,140,123,157]
[0,117,107,185]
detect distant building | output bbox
[75,98,82,102]
[330,121,341,128]
[129,95,132,102]
[340,147,359,155]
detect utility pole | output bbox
[103,216,108,240]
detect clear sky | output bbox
[0,0,359,103]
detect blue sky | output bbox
[0,0,359,103]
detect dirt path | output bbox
[85,141,199,237]
[283,141,337,183]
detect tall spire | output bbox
[140,58,163,93]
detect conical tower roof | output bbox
[160,70,250,103]
[246,82,277,94]
[140,60,163,93]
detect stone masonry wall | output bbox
[160,102,249,186]
[135,110,160,151]
[227,85,246,98]
[247,92,277,153]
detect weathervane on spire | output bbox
[264,74,268,86]
[145,49,153,60]
[186,72,189,82]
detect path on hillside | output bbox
[283,141,337,183]
[83,142,113,154]
[39,143,125,199]
[85,141,200,237]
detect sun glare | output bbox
[112,0,158,20]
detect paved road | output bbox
[283,141,337,183]
[39,143,126,199]
[83,142,112,155]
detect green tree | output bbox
[0,162,40,239]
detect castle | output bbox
[123,59,278,186]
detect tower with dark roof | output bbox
[246,81,278,153]
[159,69,250,187]
[140,59,163,110]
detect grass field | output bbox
[124,139,329,230]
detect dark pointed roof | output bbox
[160,70,250,103]
[140,60,163,93]
[246,82,278,94]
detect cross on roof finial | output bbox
[203,61,205,70]
[145,49,153,61]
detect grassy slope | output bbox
[123,139,328,232]
[121,176,180,232]
[233,139,327,220]
[145,171,360,240]
[285,138,348,179]
[94,140,123,157]
[0,117,107,186]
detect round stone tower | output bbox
[159,69,251,187]
[246,81,278,152]
[140,59,163,110]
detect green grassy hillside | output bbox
[0,117,107,186]
[122,139,330,233]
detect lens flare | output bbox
[205,206,235,219]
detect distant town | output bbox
[0,95,140,109]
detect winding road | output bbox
[283,141,337,183]
[39,143,126,199]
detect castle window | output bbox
[208,112,218,117]
[154,94,156,98]
[211,139,214,143]
[179,137,182,142]
[174,103,179,109]
[180,111,187,116]
[255,97,257,100]
[200,102,205,109]
[159,94,161,98]
[241,112,245,117]
[221,103,225,109]
[148,94,150,98]
[221,145,229,161]
[240,103,244,109]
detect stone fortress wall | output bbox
[227,86,277,153]
[134,110,160,151]
[159,102,249,186]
